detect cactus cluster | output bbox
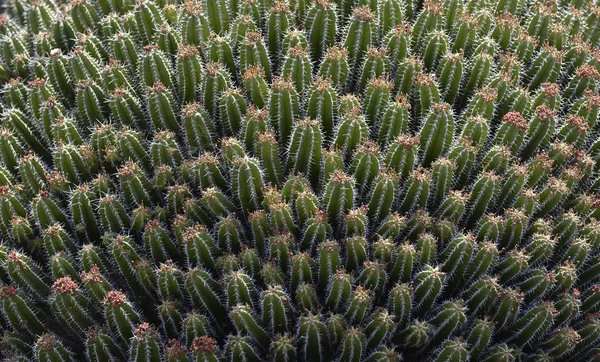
[1,0,600,360]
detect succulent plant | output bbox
[1,0,600,361]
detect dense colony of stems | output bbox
[1,0,600,361]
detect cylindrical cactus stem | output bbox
[518,105,556,159]
[333,116,368,168]
[201,187,236,219]
[225,271,258,310]
[489,287,521,332]
[147,82,179,133]
[525,233,556,266]
[68,47,102,83]
[281,44,312,97]
[109,235,157,296]
[376,95,409,147]
[433,52,462,106]
[5,108,50,163]
[143,219,179,265]
[190,336,221,361]
[201,62,232,122]
[398,167,431,213]
[297,211,328,253]
[285,119,322,188]
[134,0,163,45]
[317,240,341,290]
[343,286,372,326]
[357,261,387,301]
[117,161,159,207]
[432,338,469,362]
[367,169,399,222]
[86,327,127,362]
[459,51,493,105]
[231,156,264,216]
[374,211,406,241]
[495,163,527,211]
[180,1,210,47]
[216,215,244,253]
[129,323,162,362]
[534,177,569,218]
[437,190,469,224]
[498,208,528,250]
[268,232,293,272]
[421,30,448,72]
[516,268,555,303]
[54,143,98,184]
[281,174,311,202]
[261,284,293,334]
[383,134,419,179]
[493,111,528,155]
[343,6,376,86]
[98,194,130,234]
[294,187,319,226]
[385,283,411,331]
[103,291,142,344]
[481,344,520,362]
[305,0,336,64]
[446,137,476,189]
[413,73,441,124]
[50,251,79,280]
[349,141,380,196]
[288,252,314,293]
[325,269,352,312]
[362,77,393,127]
[0,285,46,335]
[391,55,421,98]
[411,0,443,51]
[552,292,580,328]
[239,32,271,82]
[563,64,600,103]
[230,304,269,350]
[181,104,215,155]
[267,1,293,70]
[50,276,95,332]
[106,88,147,130]
[320,148,344,191]
[465,318,493,359]
[427,301,467,346]
[248,211,270,257]
[322,170,355,234]
[156,261,184,302]
[268,333,295,362]
[151,131,182,170]
[345,206,368,237]
[0,185,26,239]
[43,223,77,256]
[177,44,202,104]
[295,312,330,361]
[464,171,500,228]
[31,189,69,232]
[506,301,557,347]
[269,78,300,150]
[344,236,367,272]
[395,320,430,348]
[523,46,561,91]
[495,249,530,284]
[5,250,50,299]
[412,265,445,317]
[419,102,453,166]
[304,79,336,143]
[388,242,416,285]
[240,67,267,110]
[34,333,74,362]
[183,225,218,270]
[462,275,501,316]
[185,268,228,329]
[318,46,349,90]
